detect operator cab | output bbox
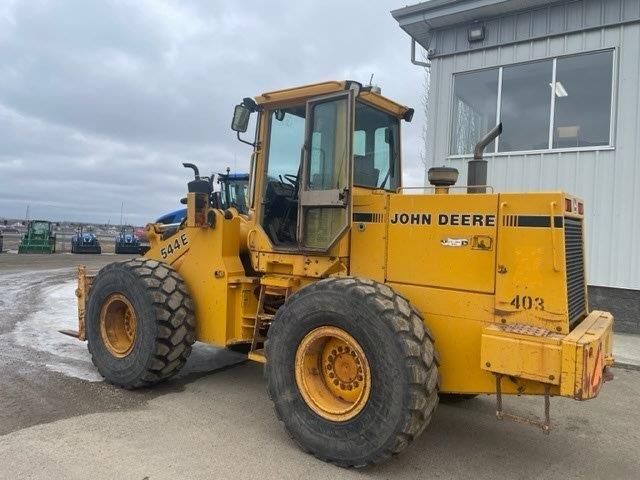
[232,81,412,251]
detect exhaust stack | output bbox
[467,123,502,194]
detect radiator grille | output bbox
[564,217,587,328]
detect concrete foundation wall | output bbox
[589,286,640,334]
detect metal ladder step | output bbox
[249,283,292,357]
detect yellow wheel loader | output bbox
[70,80,614,467]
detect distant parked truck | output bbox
[115,225,148,254]
[71,226,102,254]
[18,220,56,254]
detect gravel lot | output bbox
[0,254,638,479]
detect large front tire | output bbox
[265,277,439,467]
[86,258,195,388]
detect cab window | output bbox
[261,106,306,246]
[353,102,400,190]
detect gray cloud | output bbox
[0,0,426,223]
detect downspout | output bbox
[411,38,430,68]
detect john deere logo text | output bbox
[390,213,495,227]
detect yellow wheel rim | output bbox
[100,293,137,358]
[295,326,371,422]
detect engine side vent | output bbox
[564,217,587,328]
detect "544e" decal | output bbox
[160,233,189,259]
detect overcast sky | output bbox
[0,0,427,224]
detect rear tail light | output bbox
[578,202,584,215]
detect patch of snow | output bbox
[45,362,102,382]
[10,281,102,382]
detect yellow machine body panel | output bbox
[495,192,582,335]
[386,193,498,292]
[350,189,388,282]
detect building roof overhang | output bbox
[391,0,551,54]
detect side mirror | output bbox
[231,104,251,133]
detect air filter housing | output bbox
[428,166,459,187]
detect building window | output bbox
[450,50,614,155]
[553,51,613,148]
[499,60,552,152]
[450,69,498,156]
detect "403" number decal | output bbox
[510,294,544,311]
[160,233,189,259]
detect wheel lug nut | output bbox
[357,375,363,381]
[333,379,339,386]
[354,381,359,387]
[326,364,332,370]
[332,349,337,356]
[328,372,334,378]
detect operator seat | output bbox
[354,155,380,188]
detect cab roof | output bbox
[254,80,413,119]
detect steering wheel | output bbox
[283,174,299,188]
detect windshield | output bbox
[221,179,249,214]
[353,101,400,190]
[32,222,49,234]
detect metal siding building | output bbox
[393,0,640,330]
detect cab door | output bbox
[297,91,354,251]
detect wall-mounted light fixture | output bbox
[468,22,485,43]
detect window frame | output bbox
[448,48,617,158]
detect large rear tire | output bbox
[265,277,439,467]
[86,258,195,388]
